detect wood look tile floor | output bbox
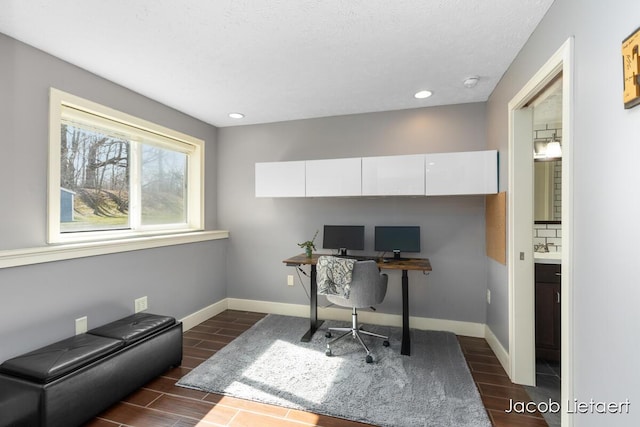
[86,310,547,427]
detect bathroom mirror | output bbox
[532,75,562,223]
[534,159,561,222]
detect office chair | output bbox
[323,260,390,363]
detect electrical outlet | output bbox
[75,316,88,335]
[134,296,148,313]
[486,289,491,304]
[287,275,294,287]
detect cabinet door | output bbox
[361,154,425,196]
[255,161,305,197]
[535,283,560,348]
[535,263,561,361]
[425,150,498,195]
[306,157,361,197]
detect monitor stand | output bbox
[339,248,347,256]
[393,250,402,260]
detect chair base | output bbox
[325,307,389,363]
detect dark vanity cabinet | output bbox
[535,263,561,361]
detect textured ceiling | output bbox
[0,0,554,127]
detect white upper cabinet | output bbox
[255,150,498,198]
[362,154,425,196]
[425,150,498,195]
[255,161,306,197]
[305,157,362,197]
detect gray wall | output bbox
[0,33,226,362]
[487,0,640,424]
[218,104,491,324]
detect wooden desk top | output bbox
[283,253,432,272]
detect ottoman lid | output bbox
[88,312,176,345]
[0,334,124,383]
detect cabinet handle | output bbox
[555,272,562,276]
[556,292,560,303]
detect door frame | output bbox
[507,37,574,426]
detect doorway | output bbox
[507,38,574,427]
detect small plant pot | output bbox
[305,247,313,258]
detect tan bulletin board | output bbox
[486,192,506,264]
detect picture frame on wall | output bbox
[622,26,640,109]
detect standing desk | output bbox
[283,253,432,356]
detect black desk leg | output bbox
[401,269,411,356]
[301,264,323,342]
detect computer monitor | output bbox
[322,225,365,256]
[374,226,421,259]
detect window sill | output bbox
[0,230,229,269]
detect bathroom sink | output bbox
[534,251,561,263]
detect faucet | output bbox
[534,243,549,253]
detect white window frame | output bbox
[48,88,205,244]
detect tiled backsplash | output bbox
[534,223,562,252]
[533,122,561,141]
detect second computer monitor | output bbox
[374,226,421,259]
[322,225,365,256]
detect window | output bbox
[48,88,204,243]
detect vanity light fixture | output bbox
[545,140,562,158]
[228,112,245,119]
[533,132,563,160]
[414,90,433,99]
[544,132,562,158]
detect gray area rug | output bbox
[177,314,491,427]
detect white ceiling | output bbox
[0,0,554,127]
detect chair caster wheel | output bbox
[325,348,332,357]
[325,332,332,338]
[383,340,390,347]
[365,355,373,363]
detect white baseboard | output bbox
[180,299,229,331]
[226,298,485,338]
[484,324,510,374]
[226,298,309,318]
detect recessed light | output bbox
[229,112,244,119]
[414,90,433,99]
[463,76,479,88]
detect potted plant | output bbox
[298,230,319,258]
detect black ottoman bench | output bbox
[0,313,182,427]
